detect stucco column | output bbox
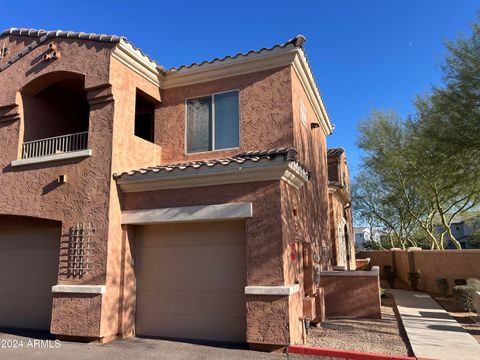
[50,87,114,339]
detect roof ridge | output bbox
[0,27,125,43]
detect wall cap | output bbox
[11,149,92,167]
[52,285,106,294]
[245,284,300,296]
[321,270,379,277]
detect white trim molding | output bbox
[245,284,300,296]
[111,39,161,87]
[321,268,379,277]
[52,284,106,294]
[116,157,309,193]
[122,203,253,225]
[11,149,92,167]
[162,46,297,89]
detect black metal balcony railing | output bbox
[21,131,88,159]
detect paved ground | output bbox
[0,329,333,360]
[389,289,480,360]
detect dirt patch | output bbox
[307,294,412,356]
[434,297,480,344]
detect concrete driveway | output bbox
[0,329,322,360]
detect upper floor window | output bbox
[186,90,239,153]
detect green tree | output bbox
[356,110,479,249]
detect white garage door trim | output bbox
[122,203,252,225]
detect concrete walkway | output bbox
[389,289,480,360]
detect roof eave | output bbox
[115,158,309,193]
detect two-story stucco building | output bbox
[0,27,341,349]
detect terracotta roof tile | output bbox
[327,147,345,158]
[113,147,308,180]
[167,35,306,72]
[0,27,124,43]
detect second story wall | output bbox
[156,66,294,163]
[282,66,331,275]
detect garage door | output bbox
[135,220,247,342]
[0,227,60,330]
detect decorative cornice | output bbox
[87,84,114,106]
[111,39,161,87]
[52,284,106,294]
[115,157,309,193]
[0,104,20,123]
[245,284,300,296]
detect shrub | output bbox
[408,272,420,291]
[380,287,386,298]
[436,278,449,297]
[452,285,477,312]
[383,265,396,288]
[454,279,467,286]
[466,278,480,291]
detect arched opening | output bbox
[21,72,89,159]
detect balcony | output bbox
[12,131,92,167]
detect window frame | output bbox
[184,89,240,154]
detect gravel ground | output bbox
[307,295,412,356]
[434,297,480,344]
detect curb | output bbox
[288,345,423,360]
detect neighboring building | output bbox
[327,148,355,270]
[0,28,337,348]
[354,227,381,249]
[435,216,480,249]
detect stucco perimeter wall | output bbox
[320,270,381,318]
[394,250,409,284]
[359,250,480,294]
[413,250,480,294]
[124,181,301,345]
[157,66,294,164]
[0,35,116,338]
[356,251,392,277]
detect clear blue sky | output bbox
[1,0,479,176]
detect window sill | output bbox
[11,149,92,167]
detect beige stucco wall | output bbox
[99,56,163,339]
[156,66,293,163]
[320,272,381,318]
[356,250,392,276]
[0,35,117,338]
[413,250,480,294]
[359,250,480,294]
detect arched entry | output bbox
[0,215,61,331]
